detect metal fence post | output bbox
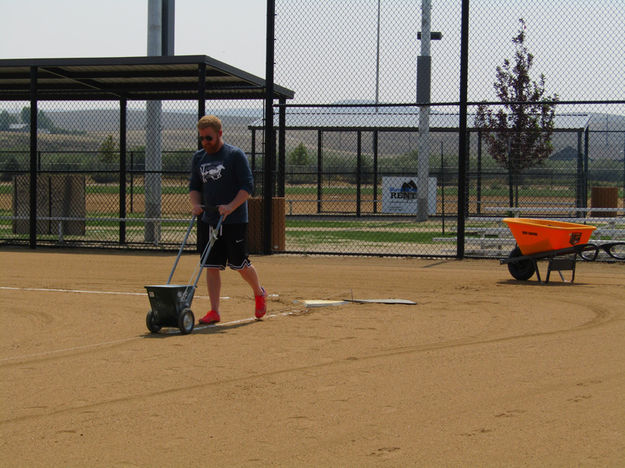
[317,129,323,214]
[119,98,127,244]
[373,130,379,214]
[576,130,583,210]
[278,98,286,197]
[457,0,470,260]
[356,130,362,217]
[29,66,38,249]
[263,0,276,254]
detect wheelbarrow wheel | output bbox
[146,310,161,333]
[507,246,536,281]
[178,308,195,335]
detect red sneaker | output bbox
[255,287,267,319]
[199,310,220,325]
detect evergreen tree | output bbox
[0,110,18,131]
[19,106,55,130]
[20,106,30,124]
[98,135,118,165]
[288,142,311,166]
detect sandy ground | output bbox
[1,248,624,467]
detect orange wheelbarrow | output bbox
[499,218,597,283]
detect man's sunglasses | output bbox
[198,135,214,142]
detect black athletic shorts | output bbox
[197,220,251,270]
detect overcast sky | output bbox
[0,0,623,112]
[0,0,267,76]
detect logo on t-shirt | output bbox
[200,162,226,182]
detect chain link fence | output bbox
[1,0,623,258]
[273,0,625,257]
[0,100,265,249]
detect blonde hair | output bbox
[197,115,222,132]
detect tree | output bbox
[0,110,18,131]
[19,106,55,130]
[287,142,311,166]
[37,110,54,130]
[286,143,313,184]
[0,157,21,182]
[20,106,29,125]
[475,19,558,207]
[94,135,119,183]
[98,135,118,165]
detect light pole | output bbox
[145,0,175,244]
[375,0,381,111]
[145,0,163,243]
[415,0,441,221]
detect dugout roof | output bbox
[0,55,295,101]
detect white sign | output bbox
[382,176,437,215]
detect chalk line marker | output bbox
[0,286,228,300]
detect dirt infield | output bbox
[1,248,624,467]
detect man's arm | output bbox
[189,190,203,216]
[218,189,250,219]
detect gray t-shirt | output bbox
[189,143,254,225]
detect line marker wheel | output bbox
[146,310,162,334]
[178,308,195,335]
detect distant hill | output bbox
[31,108,624,134]
[550,146,578,161]
[3,108,623,159]
[37,108,623,132]
[45,108,262,132]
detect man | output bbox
[189,115,267,324]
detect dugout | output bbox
[0,55,294,249]
[249,107,591,217]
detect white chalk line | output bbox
[0,284,300,362]
[0,310,294,363]
[0,336,141,363]
[0,286,225,300]
[0,290,297,363]
[165,309,294,335]
[1,285,280,300]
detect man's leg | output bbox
[238,265,267,319]
[199,268,221,324]
[205,268,221,311]
[238,264,263,296]
[198,221,227,325]
[227,224,267,319]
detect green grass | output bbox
[86,185,187,195]
[287,229,439,244]
[285,186,375,196]
[283,184,591,199]
[286,219,431,229]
